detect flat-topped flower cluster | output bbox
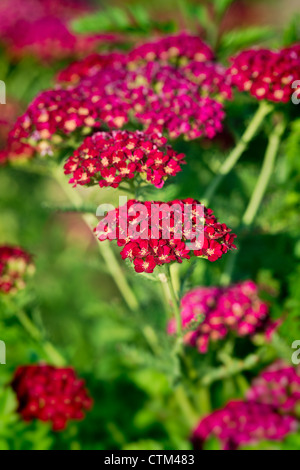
[64,131,186,189]
[12,364,93,431]
[229,44,300,102]
[95,198,236,273]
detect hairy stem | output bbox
[203,101,274,204]
[52,167,139,313]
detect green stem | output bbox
[52,167,139,313]
[203,101,274,204]
[97,240,139,312]
[197,387,212,416]
[219,118,285,287]
[166,265,182,341]
[16,310,65,366]
[174,385,199,429]
[242,119,286,227]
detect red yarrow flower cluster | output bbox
[7,33,232,160]
[192,400,297,450]
[12,365,93,431]
[0,245,34,294]
[168,281,277,353]
[247,361,300,416]
[63,130,185,189]
[229,44,300,102]
[95,198,236,274]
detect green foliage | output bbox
[71,5,175,36]
[283,14,300,45]
[218,27,275,57]
[214,0,235,19]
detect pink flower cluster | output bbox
[95,198,236,273]
[128,62,229,140]
[12,365,93,431]
[192,400,297,450]
[192,361,300,450]
[8,18,117,62]
[229,44,300,102]
[0,0,117,62]
[0,245,34,294]
[127,32,214,65]
[247,361,300,415]
[7,33,232,161]
[168,281,276,352]
[63,131,185,189]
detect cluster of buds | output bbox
[63,130,185,189]
[247,361,300,416]
[229,44,300,102]
[95,198,236,273]
[168,281,276,352]
[0,245,34,294]
[127,32,214,65]
[12,365,93,431]
[192,400,297,450]
[57,52,127,84]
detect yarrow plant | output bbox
[95,198,236,273]
[168,281,277,352]
[11,365,93,431]
[229,44,300,102]
[191,400,297,450]
[63,130,186,189]
[3,1,300,448]
[0,245,34,294]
